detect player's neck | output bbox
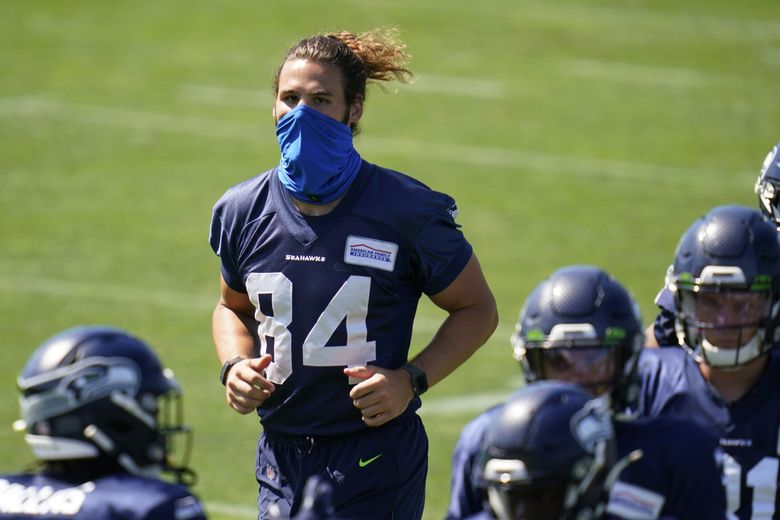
[700,354,769,403]
[290,194,344,216]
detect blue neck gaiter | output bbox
[276,105,362,205]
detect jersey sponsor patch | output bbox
[344,236,398,272]
[175,495,206,520]
[606,480,665,519]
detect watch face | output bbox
[413,369,428,394]
[403,364,428,395]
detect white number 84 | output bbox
[246,273,377,385]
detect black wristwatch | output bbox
[220,356,246,386]
[401,363,429,396]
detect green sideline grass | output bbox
[1,1,779,518]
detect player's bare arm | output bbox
[213,275,275,414]
[411,253,498,386]
[346,254,498,427]
[644,323,660,348]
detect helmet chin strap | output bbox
[699,330,765,369]
[487,487,515,520]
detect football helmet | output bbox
[755,142,780,226]
[474,381,618,520]
[670,205,780,369]
[512,265,644,414]
[16,325,195,482]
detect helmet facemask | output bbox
[513,323,642,415]
[673,266,779,370]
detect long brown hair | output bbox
[273,28,413,134]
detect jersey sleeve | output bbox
[412,197,473,295]
[209,192,246,293]
[636,349,672,419]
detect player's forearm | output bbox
[411,301,498,387]
[212,303,258,363]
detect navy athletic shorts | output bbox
[255,413,428,519]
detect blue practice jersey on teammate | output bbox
[638,347,780,519]
[445,388,726,519]
[446,403,501,520]
[651,285,679,347]
[607,417,727,519]
[0,473,206,519]
[210,160,473,436]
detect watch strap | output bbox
[220,356,246,386]
[401,363,429,396]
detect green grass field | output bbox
[2,0,779,518]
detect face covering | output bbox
[276,104,362,205]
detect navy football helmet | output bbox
[15,326,194,483]
[474,381,618,520]
[755,142,780,226]
[512,265,644,414]
[670,205,780,369]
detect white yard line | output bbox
[419,390,512,416]
[0,275,214,313]
[181,74,508,105]
[0,275,453,335]
[179,84,267,108]
[397,73,507,99]
[560,59,710,88]
[204,502,257,519]
[355,0,780,43]
[0,98,748,184]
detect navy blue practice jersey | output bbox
[607,417,727,519]
[445,391,725,519]
[638,347,780,519]
[0,473,206,519]
[210,161,473,436]
[446,404,501,520]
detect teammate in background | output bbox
[0,326,206,520]
[209,28,498,519]
[447,265,728,520]
[468,381,620,520]
[647,141,780,347]
[755,142,780,226]
[637,204,780,519]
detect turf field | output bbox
[1,0,779,518]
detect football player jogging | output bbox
[447,265,728,520]
[647,141,780,347]
[0,326,206,520]
[637,204,780,520]
[209,28,498,519]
